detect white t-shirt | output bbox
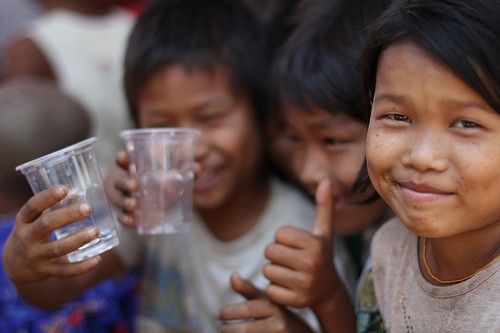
[28,8,134,173]
[371,218,500,332]
[116,178,356,332]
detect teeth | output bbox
[198,171,215,181]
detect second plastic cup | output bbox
[16,137,119,263]
[120,128,200,234]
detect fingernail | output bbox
[87,227,98,237]
[80,203,92,214]
[54,186,67,197]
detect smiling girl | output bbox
[358,0,500,331]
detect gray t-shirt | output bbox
[370,218,499,332]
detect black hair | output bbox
[271,0,393,123]
[124,0,270,131]
[354,0,500,201]
[361,0,500,113]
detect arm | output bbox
[264,180,356,332]
[4,37,56,81]
[2,186,125,309]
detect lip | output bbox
[194,167,225,191]
[397,181,453,201]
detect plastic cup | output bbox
[120,128,200,235]
[16,137,119,263]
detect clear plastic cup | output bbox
[16,137,119,263]
[120,128,200,234]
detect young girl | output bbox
[218,0,392,332]
[2,0,354,332]
[357,0,500,331]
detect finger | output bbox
[45,256,102,278]
[220,319,270,333]
[17,186,68,225]
[29,203,93,241]
[114,177,138,196]
[230,272,265,300]
[311,179,335,239]
[219,299,274,321]
[117,212,136,227]
[266,284,302,308]
[35,226,99,260]
[116,150,129,170]
[264,243,305,270]
[273,226,314,249]
[262,263,302,290]
[114,194,138,213]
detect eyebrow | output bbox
[373,93,493,113]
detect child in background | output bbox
[2,1,354,332]
[4,0,136,173]
[357,0,500,331]
[219,0,392,332]
[0,78,137,333]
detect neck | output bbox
[420,224,500,285]
[199,175,271,241]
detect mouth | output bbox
[396,181,453,201]
[194,168,224,191]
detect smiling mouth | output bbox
[396,181,453,202]
[398,181,451,195]
[194,169,224,191]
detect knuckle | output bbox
[275,226,291,241]
[47,241,63,258]
[23,198,39,218]
[37,213,53,231]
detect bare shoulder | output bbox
[5,37,56,80]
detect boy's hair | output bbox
[354,0,500,200]
[271,0,393,123]
[124,0,270,131]
[360,0,500,114]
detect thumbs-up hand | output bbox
[263,179,343,311]
[218,272,314,333]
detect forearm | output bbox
[313,285,356,333]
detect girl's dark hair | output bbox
[124,0,270,131]
[271,0,393,123]
[355,0,500,201]
[361,0,500,113]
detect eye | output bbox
[323,137,344,146]
[385,113,410,122]
[199,111,229,126]
[453,119,480,129]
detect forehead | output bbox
[285,103,366,131]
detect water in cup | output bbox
[16,138,119,262]
[121,128,199,235]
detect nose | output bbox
[194,132,209,162]
[295,147,329,195]
[401,129,448,172]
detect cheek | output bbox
[365,130,391,188]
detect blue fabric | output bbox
[0,217,138,333]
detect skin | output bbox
[366,41,500,284]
